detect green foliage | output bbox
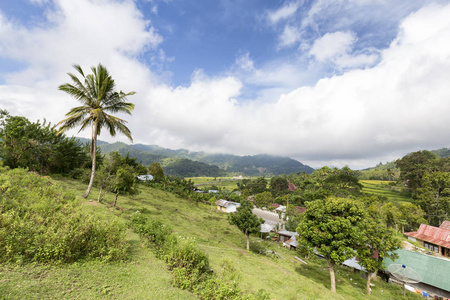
[148,162,165,182]
[269,176,289,197]
[163,158,227,178]
[229,200,263,250]
[297,197,366,292]
[396,150,440,191]
[130,214,172,249]
[100,142,314,176]
[241,176,268,195]
[0,112,88,175]
[254,191,273,208]
[0,168,129,263]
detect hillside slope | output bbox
[0,176,412,300]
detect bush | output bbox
[130,212,271,299]
[0,168,129,263]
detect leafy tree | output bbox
[56,63,135,198]
[396,150,439,191]
[229,200,263,250]
[297,197,365,293]
[416,171,450,226]
[95,152,123,202]
[0,112,88,175]
[254,191,273,208]
[247,177,267,195]
[113,165,139,206]
[356,219,400,295]
[269,176,289,197]
[148,162,165,182]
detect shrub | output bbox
[0,168,129,263]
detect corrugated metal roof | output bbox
[384,249,450,292]
[215,199,240,208]
[404,224,450,248]
[440,220,450,230]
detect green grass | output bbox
[361,180,412,203]
[0,176,417,299]
[188,176,244,191]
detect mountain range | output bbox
[78,139,314,177]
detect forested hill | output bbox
[93,141,314,177]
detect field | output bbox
[189,176,247,191]
[0,177,418,299]
[360,180,412,203]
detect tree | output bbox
[0,112,88,175]
[148,162,165,183]
[396,150,439,192]
[356,219,400,295]
[416,171,450,226]
[113,165,139,207]
[297,197,365,293]
[229,200,263,250]
[247,177,267,195]
[254,191,273,208]
[269,176,289,197]
[56,64,135,198]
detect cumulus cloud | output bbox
[1,1,450,169]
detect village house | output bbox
[404,220,450,257]
[215,199,241,213]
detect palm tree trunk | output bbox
[328,261,336,293]
[83,122,97,198]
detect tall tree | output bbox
[56,64,135,198]
[297,197,365,293]
[229,200,263,250]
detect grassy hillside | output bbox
[0,176,414,299]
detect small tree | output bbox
[209,196,217,212]
[229,200,263,250]
[113,165,139,206]
[148,162,165,183]
[297,197,365,293]
[356,219,400,295]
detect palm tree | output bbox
[56,64,135,198]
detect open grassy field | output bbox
[189,176,246,191]
[0,177,418,299]
[360,180,412,203]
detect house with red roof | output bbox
[404,221,450,257]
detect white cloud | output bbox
[279,25,301,48]
[234,52,254,72]
[309,31,356,61]
[1,1,450,169]
[267,1,299,24]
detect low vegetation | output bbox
[0,170,416,299]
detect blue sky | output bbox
[1,0,450,169]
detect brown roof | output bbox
[404,223,450,248]
[439,220,450,230]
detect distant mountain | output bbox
[94,141,314,177]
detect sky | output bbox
[1,0,450,170]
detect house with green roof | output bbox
[384,249,450,297]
